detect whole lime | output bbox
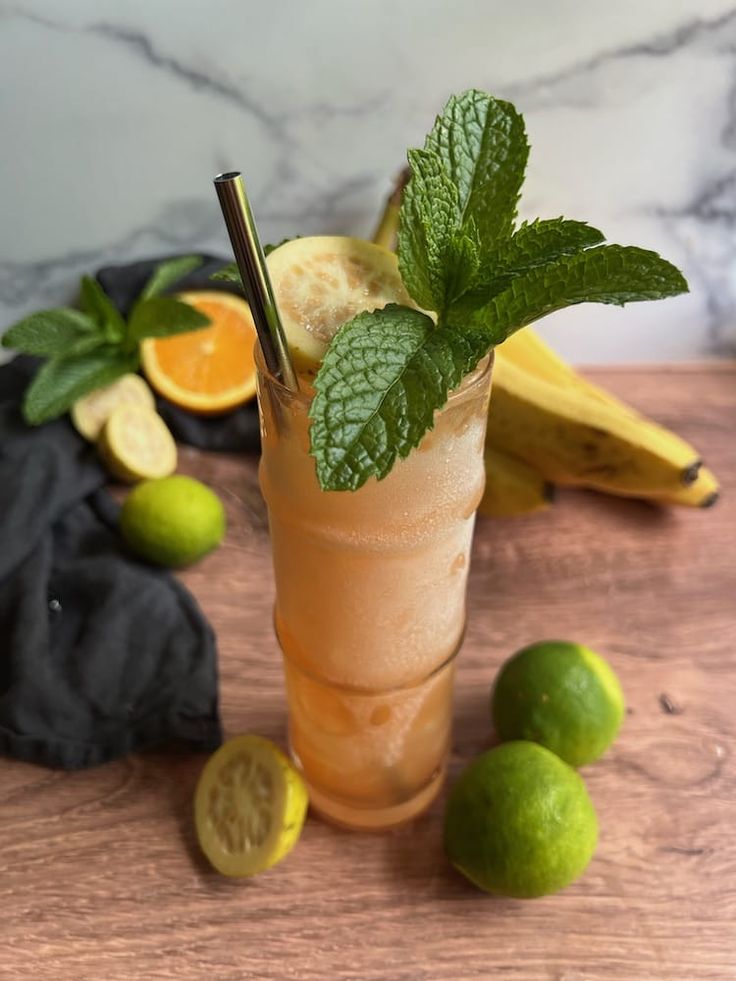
[444,741,598,898]
[120,475,226,568]
[491,641,625,767]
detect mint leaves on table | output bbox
[310,89,688,491]
[23,349,140,427]
[138,254,202,300]
[2,256,209,425]
[79,275,127,341]
[126,295,209,346]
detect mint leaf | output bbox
[425,90,528,250]
[446,245,689,344]
[398,148,460,310]
[63,333,110,358]
[264,237,298,257]
[495,218,605,274]
[444,222,482,306]
[308,89,692,490]
[126,296,210,347]
[309,304,490,490]
[2,309,97,356]
[79,276,126,341]
[211,262,241,284]
[462,219,606,307]
[10,257,207,426]
[211,239,297,286]
[140,255,202,300]
[22,348,138,425]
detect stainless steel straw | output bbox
[213,171,297,391]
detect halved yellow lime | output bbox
[71,373,155,441]
[194,735,308,877]
[266,236,414,372]
[97,404,177,483]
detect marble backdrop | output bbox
[1,0,735,363]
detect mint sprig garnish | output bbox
[447,245,687,340]
[425,91,529,251]
[2,256,209,425]
[310,305,491,491]
[398,148,465,310]
[495,218,606,276]
[309,89,688,491]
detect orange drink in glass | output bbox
[257,353,492,829]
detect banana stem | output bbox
[371,167,410,250]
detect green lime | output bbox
[444,741,598,897]
[120,475,226,568]
[491,640,625,767]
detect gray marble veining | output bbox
[2,0,735,362]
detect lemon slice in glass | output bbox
[266,236,414,373]
[194,735,308,877]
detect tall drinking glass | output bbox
[256,353,493,830]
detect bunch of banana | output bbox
[373,175,719,518]
[485,329,719,515]
[480,445,555,517]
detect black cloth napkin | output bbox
[0,253,259,769]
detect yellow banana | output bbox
[495,329,711,480]
[486,358,701,496]
[371,167,409,251]
[498,327,578,387]
[479,446,554,518]
[498,328,638,417]
[651,465,720,508]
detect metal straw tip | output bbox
[213,169,297,390]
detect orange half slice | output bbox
[141,291,258,414]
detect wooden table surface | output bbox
[2,365,735,981]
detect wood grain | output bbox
[1,366,735,981]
